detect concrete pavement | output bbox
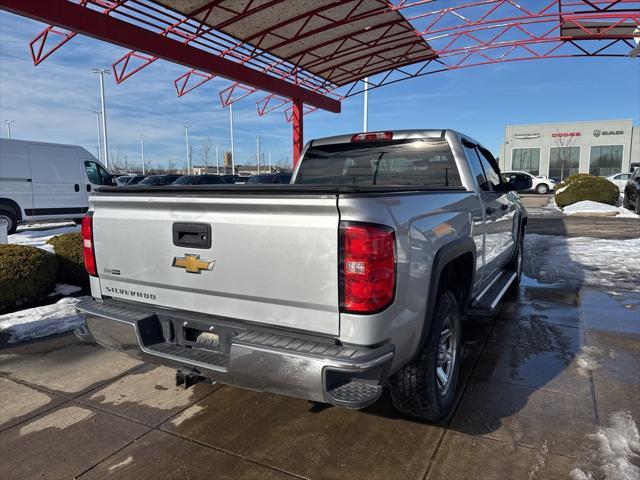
[1,282,638,480]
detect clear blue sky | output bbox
[1,10,638,170]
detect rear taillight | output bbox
[351,131,393,142]
[81,214,97,276]
[340,223,395,314]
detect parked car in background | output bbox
[622,167,640,214]
[126,175,147,185]
[606,172,632,191]
[77,129,531,421]
[221,174,240,183]
[272,173,292,184]
[246,173,277,184]
[172,174,227,185]
[0,138,114,234]
[246,173,292,184]
[502,170,555,194]
[138,175,181,186]
[116,175,134,186]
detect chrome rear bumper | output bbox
[76,299,393,408]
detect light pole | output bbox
[215,143,219,174]
[4,120,15,139]
[228,103,235,174]
[93,111,102,163]
[363,77,369,132]
[140,134,145,175]
[183,125,191,174]
[268,150,272,173]
[256,136,262,174]
[91,68,111,169]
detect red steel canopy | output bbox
[0,0,638,164]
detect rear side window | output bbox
[296,139,461,187]
[475,147,503,191]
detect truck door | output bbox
[27,144,85,215]
[475,146,516,266]
[461,140,508,284]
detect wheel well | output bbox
[0,199,22,221]
[437,253,473,309]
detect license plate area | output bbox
[158,316,239,356]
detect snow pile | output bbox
[0,297,88,344]
[563,200,639,218]
[51,284,83,296]
[570,411,640,480]
[524,234,640,291]
[8,224,79,253]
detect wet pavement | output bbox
[1,283,639,480]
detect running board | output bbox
[467,270,517,318]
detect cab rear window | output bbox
[295,139,462,187]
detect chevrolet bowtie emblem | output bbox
[172,254,215,274]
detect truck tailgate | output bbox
[90,193,340,335]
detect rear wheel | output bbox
[623,195,630,210]
[636,198,640,215]
[535,183,549,195]
[0,208,17,235]
[390,291,462,421]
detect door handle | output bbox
[74,184,80,192]
[86,184,92,192]
[173,222,211,249]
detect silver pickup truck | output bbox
[76,130,530,420]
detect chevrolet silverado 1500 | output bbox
[76,130,530,420]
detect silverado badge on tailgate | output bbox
[172,254,215,274]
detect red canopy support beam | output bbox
[292,99,303,167]
[0,0,341,113]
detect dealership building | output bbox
[498,119,639,180]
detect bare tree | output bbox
[200,137,213,169]
[109,147,127,173]
[166,159,176,175]
[552,132,577,181]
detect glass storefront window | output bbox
[511,148,540,175]
[549,146,580,181]
[589,145,623,176]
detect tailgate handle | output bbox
[173,222,211,249]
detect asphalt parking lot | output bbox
[1,277,638,480]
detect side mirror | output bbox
[506,176,532,192]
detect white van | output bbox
[0,138,114,234]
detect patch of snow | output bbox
[524,234,640,291]
[0,297,88,343]
[570,411,640,480]
[8,225,80,253]
[16,221,76,231]
[563,200,639,218]
[527,440,550,480]
[50,284,83,296]
[109,456,133,472]
[575,346,603,378]
[555,185,568,194]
